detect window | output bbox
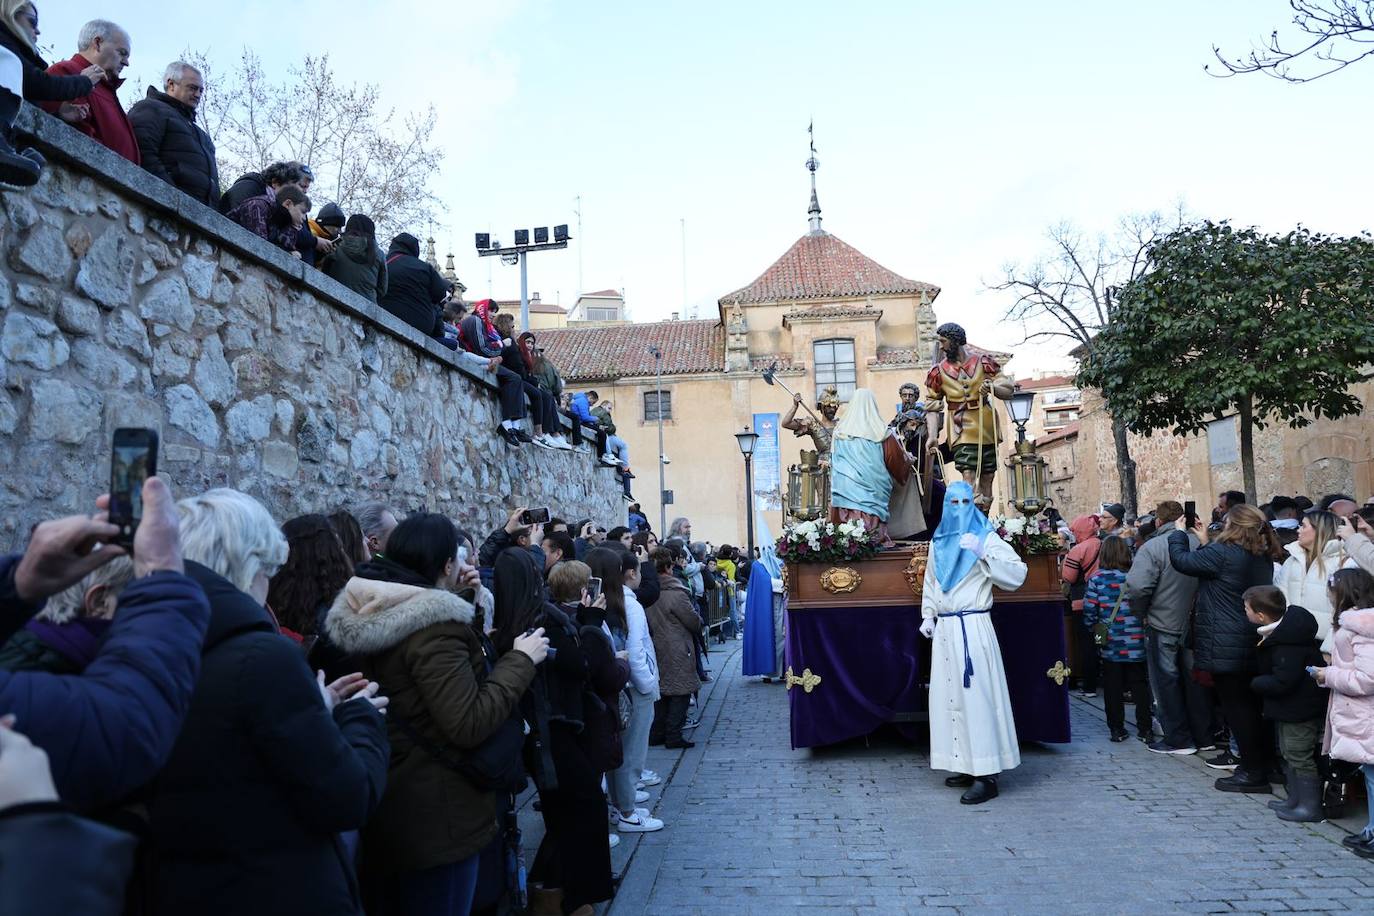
[813,338,856,402]
[1044,408,1079,427]
[586,307,619,321]
[644,389,672,421]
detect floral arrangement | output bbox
[776,519,880,565]
[993,515,1062,556]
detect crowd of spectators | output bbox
[1063,488,1374,858]
[0,470,764,915]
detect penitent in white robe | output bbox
[921,531,1028,776]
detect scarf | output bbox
[472,299,503,351]
[932,481,996,593]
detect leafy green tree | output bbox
[1078,221,1374,502]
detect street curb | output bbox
[1069,693,1364,846]
[607,643,744,915]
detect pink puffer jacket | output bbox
[1322,607,1374,765]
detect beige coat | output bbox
[646,574,701,697]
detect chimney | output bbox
[671,312,679,321]
[531,292,541,303]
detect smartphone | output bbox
[521,506,551,526]
[110,427,159,548]
[586,577,602,603]
[1184,500,1197,530]
[456,545,469,566]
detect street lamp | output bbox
[475,224,571,330]
[735,426,760,556]
[650,345,667,535]
[1005,388,1036,441]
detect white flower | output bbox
[1003,518,1027,535]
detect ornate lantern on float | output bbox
[786,449,829,521]
[1003,388,1048,519]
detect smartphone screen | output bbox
[110,427,159,546]
[521,506,551,526]
[1184,500,1197,530]
[586,577,602,603]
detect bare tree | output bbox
[187,50,444,238]
[1209,1,1374,82]
[989,207,1187,518]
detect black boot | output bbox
[1277,775,1325,823]
[960,776,999,805]
[944,774,974,788]
[0,90,42,188]
[1214,768,1272,794]
[1268,765,1296,811]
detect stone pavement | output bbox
[592,645,1374,916]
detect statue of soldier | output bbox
[782,385,840,466]
[924,322,1013,510]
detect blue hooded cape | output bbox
[932,481,997,593]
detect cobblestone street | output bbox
[595,645,1374,916]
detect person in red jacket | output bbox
[40,19,139,164]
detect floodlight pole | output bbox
[519,253,529,331]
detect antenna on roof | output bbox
[806,120,823,236]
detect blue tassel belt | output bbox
[937,610,990,688]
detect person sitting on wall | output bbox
[456,299,533,447]
[321,214,387,304]
[493,313,571,451]
[40,19,138,164]
[128,60,219,207]
[570,391,618,468]
[378,232,451,338]
[226,182,309,256]
[219,160,308,214]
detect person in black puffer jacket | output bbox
[127,62,220,207]
[145,489,390,916]
[378,232,450,338]
[1169,504,1281,794]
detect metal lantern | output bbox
[1005,438,1049,518]
[1003,386,1047,518]
[787,449,830,521]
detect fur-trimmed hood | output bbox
[1338,607,1374,639]
[325,576,475,655]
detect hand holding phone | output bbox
[521,506,551,526]
[1183,500,1198,532]
[110,428,159,549]
[585,577,602,604]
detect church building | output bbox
[540,166,1007,543]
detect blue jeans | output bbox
[1145,627,1214,749]
[607,434,630,465]
[1363,765,1374,837]
[392,855,480,916]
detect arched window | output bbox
[813,338,856,402]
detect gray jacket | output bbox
[1345,532,1374,576]
[1125,526,1199,635]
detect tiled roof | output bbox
[538,319,723,382]
[1037,421,1081,447]
[579,288,623,299]
[719,232,940,305]
[1017,374,1075,390]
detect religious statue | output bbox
[887,381,940,534]
[828,388,920,547]
[924,322,1014,510]
[919,481,1028,804]
[781,386,840,466]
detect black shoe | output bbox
[1342,832,1373,850]
[1276,775,1325,823]
[497,425,521,446]
[960,777,999,805]
[1214,769,1272,794]
[1110,731,1129,743]
[1137,732,1157,744]
[1268,767,1287,786]
[664,740,695,749]
[648,735,664,747]
[1353,837,1374,860]
[1205,750,1239,770]
[944,774,974,788]
[620,468,635,479]
[513,428,534,443]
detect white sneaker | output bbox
[552,435,573,450]
[635,789,650,804]
[532,434,556,450]
[617,811,664,833]
[601,453,620,465]
[609,833,620,848]
[638,770,663,787]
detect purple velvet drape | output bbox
[785,598,1072,749]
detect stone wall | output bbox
[0,106,619,552]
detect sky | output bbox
[41,1,1374,372]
